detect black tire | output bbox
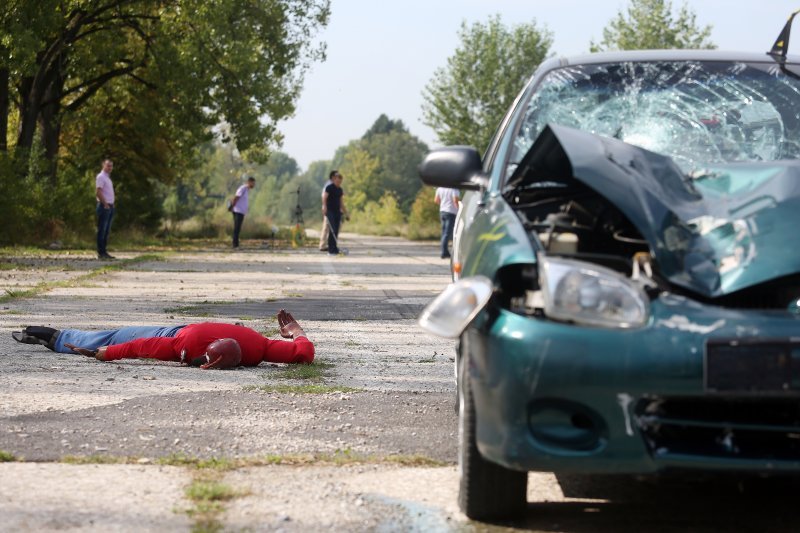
[458,354,528,521]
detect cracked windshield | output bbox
[511,61,800,174]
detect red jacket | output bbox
[103,322,314,366]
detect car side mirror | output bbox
[418,146,488,191]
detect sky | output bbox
[279,0,800,171]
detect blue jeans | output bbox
[327,212,341,254]
[96,204,115,255]
[440,212,456,258]
[232,212,245,247]
[54,325,186,354]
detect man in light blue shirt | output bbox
[231,176,256,248]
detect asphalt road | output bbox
[1,234,799,532]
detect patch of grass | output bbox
[284,292,303,298]
[3,288,37,300]
[61,455,128,465]
[51,451,451,469]
[188,513,224,533]
[344,340,360,347]
[384,454,448,467]
[0,450,17,462]
[0,309,24,315]
[184,480,236,533]
[0,262,18,270]
[0,246,67,256]
[186,479,240,503]
[237,315,254,321]
[260,453,315,465]
[255,450,447,467]
[273,360,334,381]
[163,305,194,314]
[164,300,229,315]
[182,468,249,533]
[260,326,281,337]
[157,454,239,471]
[326,447,358,465]
[244,384,361,394]
[417,355,436,363]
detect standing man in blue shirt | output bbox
[231,176,256,249]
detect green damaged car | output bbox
[419,18,800,522]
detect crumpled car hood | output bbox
[510,124,800,297]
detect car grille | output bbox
[636,397,800,461]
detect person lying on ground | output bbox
[11,310,313,369]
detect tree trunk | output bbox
[16,76,40,156]
[0,68,8,153]
[15,49,67,179]
[40,105,61,180]
[40,65,64,180]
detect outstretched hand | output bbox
[64,343,106,360]
[277,309,306,339]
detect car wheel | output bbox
[458,353,527,521]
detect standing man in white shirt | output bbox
[434,187,460,259]
[95,159,116,260]
[231,176,256,248]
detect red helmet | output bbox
[199,338,241,369]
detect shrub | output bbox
[406,186,441,240]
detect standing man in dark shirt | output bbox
[318,171,335,252]
[322,171,347,256]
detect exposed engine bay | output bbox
[500,153,800,313]
[495,116,800,314]
[509,179,650,277]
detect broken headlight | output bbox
[539,256,649,328]
[418,276,493,338]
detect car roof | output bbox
[540,49,800,71]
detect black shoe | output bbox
[441,254,451,259]
[12,331,40,344]
[13,326,59,349]
[98,253,115,260]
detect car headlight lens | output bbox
[418,276,493,338]
[539,256,649,328]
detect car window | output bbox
[507,61,800,178]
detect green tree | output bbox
[422,15,552,152]
[361,127,428,212]
[339,145,380,212]
[2,0,329,167]
[362,113,407,139]
[329,115,428,218]
[590,0,715,52]
[257,152,300,186]
[304,160,333,190]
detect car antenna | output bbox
[768,9,800,60]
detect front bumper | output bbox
[469,293,800,474]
